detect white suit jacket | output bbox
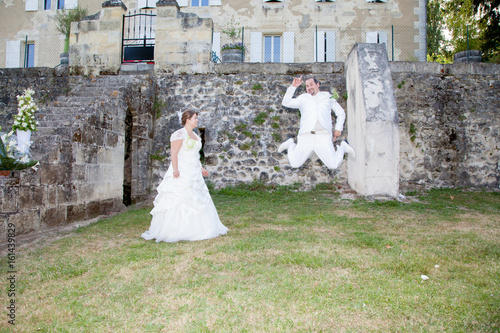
[282,86,346,135]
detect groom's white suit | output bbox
[279,77,355,169]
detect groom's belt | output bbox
[299,129,330,136]
[309,129,329,135]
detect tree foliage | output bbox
[472,0,500,61]
[443,0,500,62]
[427,0,446,56]
[55,6,88,38]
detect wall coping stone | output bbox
[157,0,180,9]
[390,61,500,75]
[213,62,345,75]
[102,0,127,10]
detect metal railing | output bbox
[121,10,156,63]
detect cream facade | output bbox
[0,0,426,69]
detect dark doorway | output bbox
[123,109,133,206]
[198,128,205,164]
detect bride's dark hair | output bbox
[181,109,198,126]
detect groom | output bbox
[278,76,356,169]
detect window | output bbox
[264,0,283,2]
[264,35,281,63]
[192,0,209,6]
[314,31,336,62]
[57,0,65,9]
[366,0,387,2]
[366,31,387,45]
[24,43,35,68]
[316,0,334,2]
[44,0,51,10]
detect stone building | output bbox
[0,0,426,69]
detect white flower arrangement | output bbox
[0,126,39,171]
[12,88,39,132]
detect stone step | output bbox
[37,120,77,131]
[38,113,89,123]
[69,86,125,97]
[39,106,88,114]
[86,75,141,86]
[56,95,96,102]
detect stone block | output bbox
[105,131,119,147]
[99,20,121,32]
[19,185,44,208]
[40,163,66,185]
[45,185,57,206]
[10,210,40,235]
[101,7,127,21]
[66,203,87,223]
[86,201,101,218]
[19,168,41,186]
[157,7,178,18]
[0,215,8,241]
[57,183,78,204]
[346,43,400,197]
[1,185,19,213]
[41,206,66,228]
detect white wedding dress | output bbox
[141,128,228,243]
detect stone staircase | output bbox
[36,76,132,134]
[29,75,150,167]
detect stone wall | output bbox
[1,62,499,237]
[151,65,349,190]
[69,4,127,76]
[0,68,155,237]
[392,63,500,189]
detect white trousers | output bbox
[287,132,345,169]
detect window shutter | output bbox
[282,31,294,63]
[65,0,78,9]
[314,30,325,62]
[209,0,221,5]
[325,30,335,62]
[366,31,378,43]
[212,32,221,60]
[6,41,21,68]
[250,32,262,63]
[378,31,388,46]
[177,0,189,7]
[25,0,38,11]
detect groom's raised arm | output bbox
[282,76,303,109]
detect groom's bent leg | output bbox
[287,134,314,168]
[314,134,345,169]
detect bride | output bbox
[141,110,228,243]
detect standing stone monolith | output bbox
[345,43,400,197]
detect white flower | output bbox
[421,275,429,281]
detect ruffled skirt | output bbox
[141,156,228,243]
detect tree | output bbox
[472,0,500,61]
[427,0,446,56]
[444,0,483,54]
[55,6,88,52]
[443,0,500,62]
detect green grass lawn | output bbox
[1,185,499,332]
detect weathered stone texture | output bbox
[152,72,349,190]
[1,62,499,237]
[393,68,499,190]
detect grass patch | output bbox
[2,188,499,332]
